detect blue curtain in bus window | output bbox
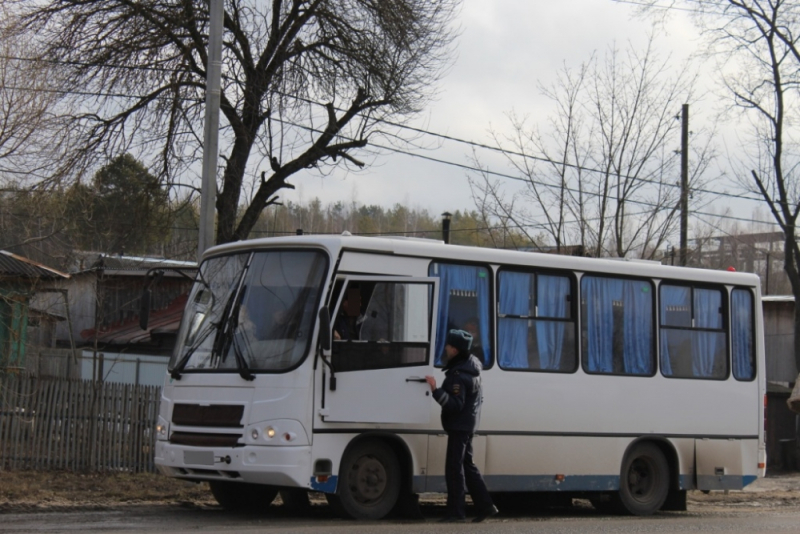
[498,271,530,368]
[623,281,653,374]
[659,285,691,376]
[694,288,722,377]
[430,263,491,366]
[731,289,754,380]
[536,275,568,370]
[582,276,620,373]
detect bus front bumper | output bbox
[154,440,312,488]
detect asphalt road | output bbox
[3,504,799,534]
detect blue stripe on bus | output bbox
[310,475,338,493]
[426,474,757,494]
[316,473,758,494]
[421,475,620,493]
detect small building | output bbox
[762,296,800,471]
[0,250,70,373]
[29,252,195,384]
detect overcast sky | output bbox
[279,0,718,219]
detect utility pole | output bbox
[679,104,689,266]
[197,0,224,261]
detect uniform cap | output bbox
[446,329,473,353]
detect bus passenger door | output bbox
[321,276,439,424]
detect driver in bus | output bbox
[333,286,364,341]
[425,329,499,523]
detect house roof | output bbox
[71,252,195,275]
[0,250,70,279]
[80,293,187,345]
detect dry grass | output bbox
[0,470,214,510]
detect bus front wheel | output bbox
[332,440,401,519]
[616,442,669,515]
[208,480,279,511]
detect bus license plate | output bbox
[184,450,214,465]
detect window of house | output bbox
[497,270,576,372]
[581,275,655,375]
[731,288,755,381]
[660,284,727,379]
[429,262,491,367]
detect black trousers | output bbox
[444,431,494,518]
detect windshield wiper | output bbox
[218,286,255,381]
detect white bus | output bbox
[151,234,765,518]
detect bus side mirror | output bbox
[139,289,151,330]
[318,307,332,352]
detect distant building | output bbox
[28,252,195,384]
[762,296,800,471]
[0,250,70,373]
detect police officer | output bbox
[425,329,499,523]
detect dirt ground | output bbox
[1,470,799,514]
[0,471,216,512]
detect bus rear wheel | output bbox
[616,442,669,515]
[208,480,278,511]
[332,440,401,519]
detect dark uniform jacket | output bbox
[432,353,483,433]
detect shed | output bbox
[0,250,70,372]
[762,296,800,471]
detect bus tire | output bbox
[335,440,401,519]
[209,480,279,511]
[616,442,669,515]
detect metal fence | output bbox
[0,375,160,472]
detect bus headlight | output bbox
[244,420,308,446]
[156,416,169,441]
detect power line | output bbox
[609,0,710,14]
[268,114,778,228]
[1,63,764,205]
[0,54,775,224]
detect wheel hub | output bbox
[349,455,387,504]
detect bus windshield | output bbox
[170,249,328,374]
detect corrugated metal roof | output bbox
[80,293,187,345]
[0,250,70,279]
[71,252,195,274]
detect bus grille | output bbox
[172,404,244,428]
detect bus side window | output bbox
[660,284,727,379]
[497,270,576,372]
[731,288,755,381]
[429,262,492,367]
[581,275,655,376]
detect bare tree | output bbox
[16,0,459,244]
[0,6,62,180]
[470,33,713,258]
[639,1,800,372]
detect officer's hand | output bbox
[425,375,436,392]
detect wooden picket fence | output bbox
[0,375,160,472]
